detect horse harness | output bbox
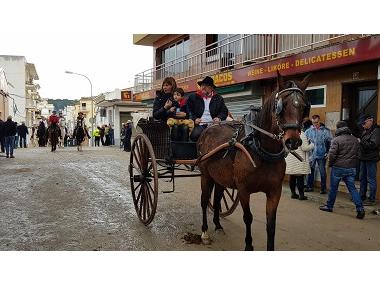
[228,84,309,162]
[197,84,308,166]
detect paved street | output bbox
[0,146,379,251]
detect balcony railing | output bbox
[134,34,370,93]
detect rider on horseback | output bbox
[74,112,91,141]
[47,110,62,139]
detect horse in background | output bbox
[197,71,311,250]
[74,126,86,152]
[47,125,60,152]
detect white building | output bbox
[25,63,41,127]
[37,99,54,119]
[94,88,148,145]
[0,55,40,126]
[63,105,76,135]
[0,67,9,120]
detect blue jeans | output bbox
[5,136,15,156]
[14,135,19,149]
[360,161,377,201]
[327,167,364,212]
[307,158,327,191]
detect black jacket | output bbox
[37,122,46,137]
[328,127,359,168]
[359,124,380,161]
[153,90,173,121]
[0,119,4,137]
[186,93,228,121]
[3,119,17,136]
[122,126,132,141]
[17,124,29,137]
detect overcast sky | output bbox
[1,1,372,102]
[1,32,152,100]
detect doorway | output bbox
[341,81,378,138]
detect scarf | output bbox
[196,90,216,99]
[178,98,187,108]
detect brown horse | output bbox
[197,71,311,250]
[48,125,60,152]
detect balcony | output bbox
[133,34,370,94]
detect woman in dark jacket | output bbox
[152,77,177,122]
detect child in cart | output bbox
[166,88,194,141]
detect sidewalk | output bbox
[282,184,379,214]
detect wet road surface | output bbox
[1,146,379,250]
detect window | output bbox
[81,102,87,110]
[206,34,242,67]
[306,85,326,107]
[108,109,113,124]
[157,37,190,78]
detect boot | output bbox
[298,189,308,200]
[290,188,299,199]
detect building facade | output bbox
[94,88,148,146]
[37,99,54,120]
[63,105,76,136]
[0,55,40,126]
[0,67,9,120]
[25,63,41,128]
[133,34,380,199]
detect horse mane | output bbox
[257,92,275,129]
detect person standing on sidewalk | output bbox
[305,114,332,194]
[319,121,365,219]
[14,122,18,149]
[17,122,28,148]
[123,121,132,152]
[3,115,17,158]
[0,118,5,153]
[93,127,101,147]
[285,128,314,200]
[358,115,380,205]
[109,124,114,145]
[99,125,105,146]
[104,125,110,146]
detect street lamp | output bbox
[65,70,94,147]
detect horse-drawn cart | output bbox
[128,119,240,225]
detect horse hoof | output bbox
[201,232,211,245]
[215,228,225,235]
[245,245,254,251]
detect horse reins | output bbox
[242,85,307,162]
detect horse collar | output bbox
[246,134,287,162]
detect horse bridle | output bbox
[240,85,309,162]
[274,85,310,136]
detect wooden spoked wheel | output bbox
[129,134,158,225]
[208,187,239,218]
